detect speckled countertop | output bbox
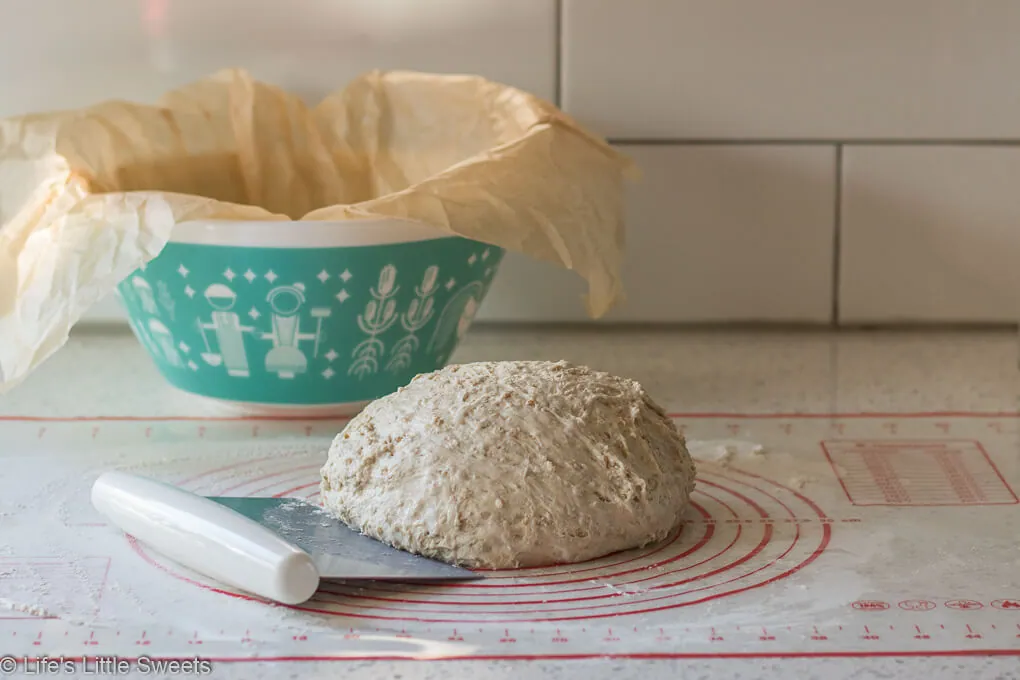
[6,326,1018,418]
[1,327,1018,680]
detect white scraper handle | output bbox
[91,471,319,605]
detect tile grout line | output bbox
[553,0,563,107]
[831,144,844,327]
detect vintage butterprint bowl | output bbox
[116,219,503,415]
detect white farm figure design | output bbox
[261,284,331,379]
[197,284,254,377]
[147,319,182,367]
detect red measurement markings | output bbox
[934,449,984,503]
[188,631,203,645]
[935,422,950,434]
[914,625,930,640]
[240,630,252,644]
[292,635,308,641]
[603,628,620,642]
[343,628,359,640]
[395,629,411,639]
[33,632,42,646]
[946,599,984,611]
[861,626,880,641]
[822,440,1017,506]
[499,629,516,643]
[135,630,150,646]
[656,627,671,642]
[965,624,982,639]
[84,631,98,646]
[992,599,1020,610]
[447,629,464,642]
[851,600,890,611]
[811,626,827,641]
[759,627,775,641]
[551,629,569,643]
[710,627,724,642]
[898,599,936,611]
[861,450,909,503]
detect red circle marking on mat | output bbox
[369,477,772,589]
[175,453,283,488]
[216,463,322,496]
[273,481,319,497]
[290,478,830,622]
[329,488,746,600]
[305,485,704,582]
[135,461,829,623]
[306,487,781,614]
[315,492,742,604]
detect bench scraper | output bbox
[91,471,481,605]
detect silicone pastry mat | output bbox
[1,413,1019,661]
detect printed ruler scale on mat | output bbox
[1,413,1019,661]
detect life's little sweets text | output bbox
[0,656,212,675]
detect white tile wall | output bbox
[563,0,1020,141]
[840,146,1020,324]
[4,0,1020,325]
[480,145,836,323]
[0,0,557,323]
[0,0,556,117]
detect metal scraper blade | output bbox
[207,497,482,582]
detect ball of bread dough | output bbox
[319,360,697,569]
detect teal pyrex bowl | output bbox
[116,219,504,416]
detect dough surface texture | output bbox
[319,360,697,568]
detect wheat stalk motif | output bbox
[348,265,400,378]
[386,266,439,373]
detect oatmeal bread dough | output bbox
[319,360,697,569]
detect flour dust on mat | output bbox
[319,360,697,569]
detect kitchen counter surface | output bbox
[1,326,1017,679]
[5,326,1018,418]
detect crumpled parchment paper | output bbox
[0,69,633,392]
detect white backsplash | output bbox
[3,0,1017,324]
